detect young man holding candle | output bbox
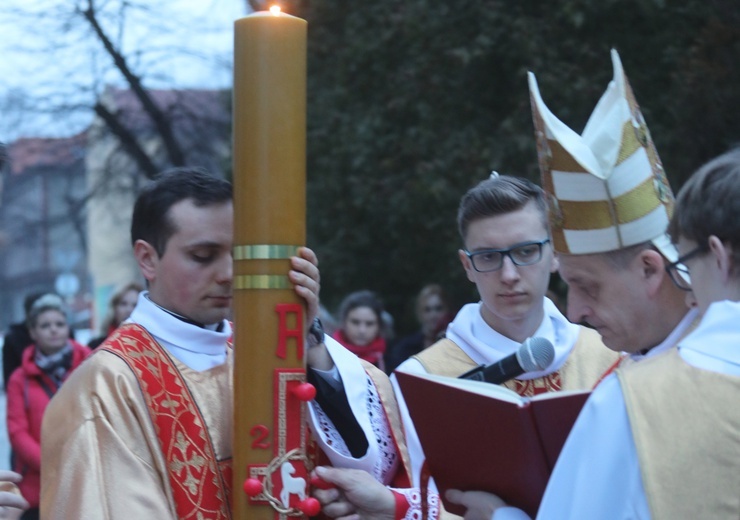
[40,168,322,519]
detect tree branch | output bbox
[81,0,185,167]
[93,101,160,180]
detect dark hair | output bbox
[338,290,385,326]
[131,167,232,256]
[668,148,740,270]
[457,175,548,241]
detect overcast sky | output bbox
[0,0,250,141]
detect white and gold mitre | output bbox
[528,49,677,261]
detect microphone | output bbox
[459,337,555,385]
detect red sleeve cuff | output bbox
[392,489,410,520]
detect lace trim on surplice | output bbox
[312,372,399,483]
[366,373,399,483]
[312,401,352,456]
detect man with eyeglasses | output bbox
[631,148,740,517]
[450,162,740,520]
[389,174,619,492]
[308,174,619,519]
[442,49,705,520]
[523,50,699,368]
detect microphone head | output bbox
[516,337,555,372]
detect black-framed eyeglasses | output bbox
[664,244,708,291]
[465,239,551,273]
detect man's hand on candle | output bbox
[290,246,320,324]
[290,246,335,371]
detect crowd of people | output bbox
[322,287,453,375]
[0,48,737,520]
[0,284,145,519]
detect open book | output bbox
[395,370,590,517]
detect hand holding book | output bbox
[395,371,589,517]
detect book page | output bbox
[530,388,590,401]
[395,369,525,404]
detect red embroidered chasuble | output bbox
[101,324,233,519]
[504,371,562,396]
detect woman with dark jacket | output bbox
[6,294,90,519]
[384,284,453,373]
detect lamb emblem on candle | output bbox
[279,461,307,509]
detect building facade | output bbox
[0,87,230,336]
[0,133,90,332]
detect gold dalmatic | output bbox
[101,324,233,520]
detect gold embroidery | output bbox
[144,360,161,379]
[102,325,230,518]
[504,371,562,396]
[160,397,180,413]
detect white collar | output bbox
[630,307,699,362]
[127,292,232,369]
[445,298,580,379]
[679,300,740,373]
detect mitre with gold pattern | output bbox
[528,49,677,262]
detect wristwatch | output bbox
[307,317,325,348]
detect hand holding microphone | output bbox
[459,337,555,385]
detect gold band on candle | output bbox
[233,244,300,261]
[234,275,293,290]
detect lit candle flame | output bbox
[270,5,281,16]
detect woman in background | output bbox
[6,294,91,519]
[332,290,387,371]
[87,282,143,349]
[385,284,452,373]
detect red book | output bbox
[395,371,590,517]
